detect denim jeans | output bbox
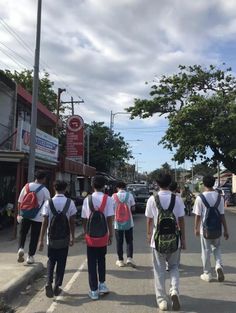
[152,247,181,304]
[200,235,222,273]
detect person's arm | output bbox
[69,215,76,246]
[221,214,229,240]
[194,215,201,237]
[38,216,48,251]
[146,217,153,244]
[178,216,186,249]
[107,216,113,245]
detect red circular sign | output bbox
[67,115,84,132]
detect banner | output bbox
[66,115,84,163]
[16,119,58,163]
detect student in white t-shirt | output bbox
[38,180,77,298]
[193,175,229,283]
[17,170,50,265]
[145,173,185,311]
[82,175,114,301]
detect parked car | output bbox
[127,183,150,213]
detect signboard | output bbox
[16,119,59,163]
[66,115,84,162]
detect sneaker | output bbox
[98,282,109,294]
[45,284,54,298]
[54,286,62,296]
[200,272,213,282]
[216,266,225,282]
[88,290,99,300]
[17,248,24,263]
[26,255,35,264]
[126,257,136,268]
[170,291,180,311]
[158,300,168,311]
[116,260,125,267]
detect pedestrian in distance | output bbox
[168,181,181,196]
[82,175,114,301]
[112,181,136,268]
[38,180,76,298]
[193,175,229,283]
[17,170,50,264]
[145,173,186,311]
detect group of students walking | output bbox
[16,170,229,311]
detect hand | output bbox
[69,238,75,246]
[38,240,44,251]
[108,236,113,246]
[194,229,200,237]
[224,231,229,240]
[181,238,186,250]
[17,215,23,224]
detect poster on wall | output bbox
[16,119,59,163]
[66,115,84,163]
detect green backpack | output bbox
[154,193,179,254]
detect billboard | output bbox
[66,115,84,163]
[16,119,59,163]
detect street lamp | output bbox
[110,110,130,131]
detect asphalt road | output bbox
[12,210,236,313]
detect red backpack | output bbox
[85,194,109,247]
[114,192,132,230]
[19,183,45,219]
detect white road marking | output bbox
[46,259,87,313]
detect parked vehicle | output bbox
[127,183,150,213]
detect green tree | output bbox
[84,122,132,173]
[3,69,57,112]
[127,64,236,173]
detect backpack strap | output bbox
[199,193,221,210]
[49,199,58,216]
[114,192,129,204]
[88,195,95,212]
[62,198,71,215]
[25,183,30,193]
[99,194,108,213]
[35,184,45,193]
[154,194,164,211]
[168,193,176,212]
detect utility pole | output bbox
[61,98,84,115]
[28,0,42,182]
[56,87,66,137]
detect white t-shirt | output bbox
[18,182,51,222]
[193,191,224,235]
[145,190,185,248]
[112,190,135,229]
[41,194,77,244]
[81,191,114,219]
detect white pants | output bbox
[152,247,181,304]
[200,235,223,273]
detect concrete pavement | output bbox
[0,223,83,304]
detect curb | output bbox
[0,262,44,303]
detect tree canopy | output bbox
[84,121,132,173]
[127,64,236,173]
[4,69,57,112]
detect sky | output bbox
[1,0,236,173]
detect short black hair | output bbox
[169,181,178,192]
[35,170,48,180]
[53,180,67,192]
[116,181,126,189]
[91,175,106,190]
[156,172,172,188]
[203,175,215,188]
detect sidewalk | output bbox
[0,224,83,303]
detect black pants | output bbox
[47,246,69,287]
[115,227,133,261]
[18,218,42,256]
[87,246,107,291]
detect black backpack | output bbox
[48,198,71,249]
[199,193,222,239]
[154,193,179,254]
[85,194,109,247]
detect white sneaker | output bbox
[126,257,136,268]
[170,290,180,311]
[17,248,24,263]
[200,272,213,282]
[159,300,168,311]
[88,290,99,300]
[216,266,225,282]
[116,260,125,267]
[26,255,35,264]
[98,282,109,294]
